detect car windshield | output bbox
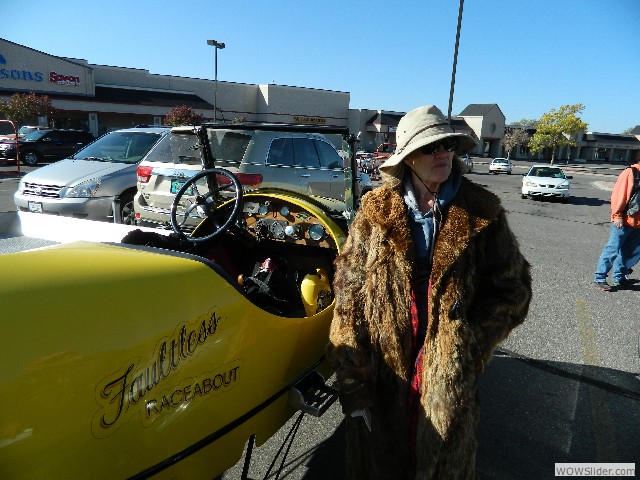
[18,126,42,136]
[529,167,565,178]
[74,132,162,164]
[21,130,49,142]
[494,159,508,164]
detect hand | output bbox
[336,365,374,414]
[613,218,624,229]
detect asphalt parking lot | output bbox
[1,157,638,479]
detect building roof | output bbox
[366,112,404,126]
[458,104,502,117]
[582,132,640,146]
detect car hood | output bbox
[22,159,134,186]
[524,176,568,185]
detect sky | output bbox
[2,0,638,134]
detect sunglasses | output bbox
[420,138,460,155]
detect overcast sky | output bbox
[3,0,638,133]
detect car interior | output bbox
[122,182,339,319]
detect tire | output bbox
[118,192,135,225]
[21,150,40,166]
[521,194,527,199]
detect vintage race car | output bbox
[0,124,358,479]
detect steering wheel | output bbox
[170,168,243,243]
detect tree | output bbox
[502,127,530,159]
[164,105,205,126]
[510,118,539,128]
[528,104,588,164]
[0,92,57,124]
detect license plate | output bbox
[28,201,43,213]
[170,179,194,195]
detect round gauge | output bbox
[270,221,286,239]
[258,203,269,215]
[279,205,290,217]
[285,224,301,239]
[308,223,325,241]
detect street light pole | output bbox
[207,39,225,121]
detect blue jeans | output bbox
[594,223,640,283]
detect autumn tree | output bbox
[0,92,57,124]
[164,105,205,126]
[528,104,588,164]
[502,127,530,159]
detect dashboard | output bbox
[241,197,337,249]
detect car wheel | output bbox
[21,150,40,166]
[521,194,527,199]
[118,192,135,225]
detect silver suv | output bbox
[134,125,371,228]
[14,126,169,223]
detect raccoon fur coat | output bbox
[327,177,532,479]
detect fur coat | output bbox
[327,177,532,479]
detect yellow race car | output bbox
[0,124,357,479]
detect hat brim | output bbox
[379,132,477,172]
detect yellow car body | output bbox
[0,188,346,479]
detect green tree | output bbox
[164,105,205,126]
[0,92,57,124]
[502,127,530,159]
[528,104,588,164]
[510,118,539,128]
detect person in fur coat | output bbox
[327,105,532,479]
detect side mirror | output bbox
[566,175,573,179]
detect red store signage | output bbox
[49,71,80,86]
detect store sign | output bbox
[0,50,80,87]
[293,116,326,125]
[50,71,80,86]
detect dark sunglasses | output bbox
[420,138,459,155]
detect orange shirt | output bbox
[610,164,640,228]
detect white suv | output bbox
[134,124,371,228]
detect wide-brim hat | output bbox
[379,105,478,174]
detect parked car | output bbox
[134,124,372,228]
[13,126,169,223]
[489,157,512,174]
[521,164,572,202]
[460,154,473,173]
[0,128,95,165]
[0,125,49,143]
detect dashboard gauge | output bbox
[258,203,270,215]
[279,205,290,217]
[308,223,325,241]
[284,224,301,239]
[270,221,286,239]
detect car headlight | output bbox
[65,179,101,198]
[558,181,570,189]
[523,180,537,187]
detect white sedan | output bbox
[489,157,512,174]
[521,164,572,202]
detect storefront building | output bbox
[2,38,638,163]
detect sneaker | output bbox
[612,278,633,289]
[594,281,612,292]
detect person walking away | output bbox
[593,158,640,291]
[326,105,532,479]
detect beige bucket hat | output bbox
[379,105,477,176]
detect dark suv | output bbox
[0,129,95,166]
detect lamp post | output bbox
[206,39,225,121]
